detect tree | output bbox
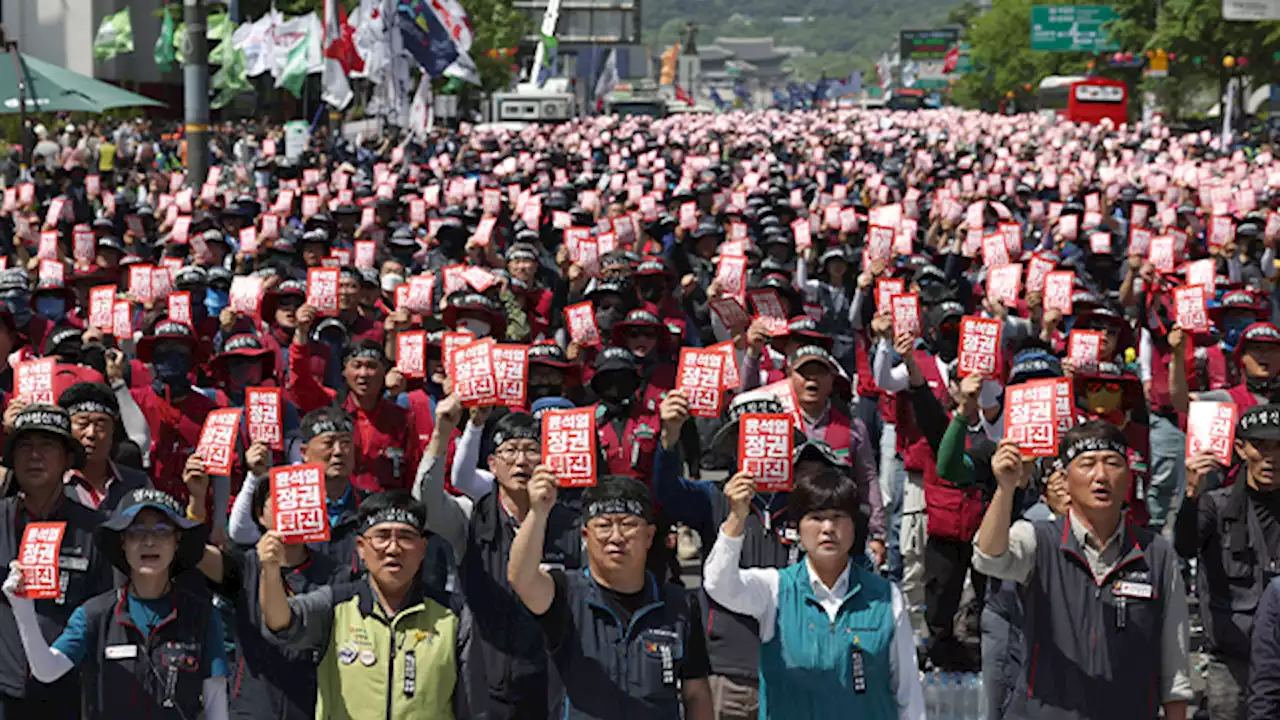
[463,0,532,91]
[953,0,1089,110]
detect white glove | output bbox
[2,561,25,600]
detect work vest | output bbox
[460,493,583,720]
[1148,343,1229,418]
[1010,515,1169,720]
[594,404,661,483]
[78,584,216,720]
[758,562,898,720]
[551,570,693,720]
[316,582,458,720]
[1226,383,1264,412]
[893,349,948,472]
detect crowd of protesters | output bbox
[0,107,1277,720]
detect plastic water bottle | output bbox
[923,671,939,718]
[939,672,955,720]
[965,673,984,719]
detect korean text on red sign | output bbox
[1186,401,1238,466]
[15,358,55,404]
[677,348,727,418]
[542,408,598,487]
[196,408,243,476]
[451,339,499,407]
[246,387,284,451]
[271,464,330,543]
[738,414,796,492]
[1004,379,1061,457]
[306,267,340,317]
[19,522,65,599]
[958,316,1002,377]
[492,344,530,408]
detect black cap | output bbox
[2,404,84,469]
[95,488,207,573]
[1239,404,1280,442]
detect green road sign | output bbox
[1030,5,1119,52]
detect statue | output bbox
[683,22,698,55]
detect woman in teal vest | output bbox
[703,463,925,719]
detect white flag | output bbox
[593,49,619,108]
[322,0,353,110]
[409,74,434,139]
[443,51,481,87]
[269,12,323,81]
[352,0,389,81]
[235,11,279,77]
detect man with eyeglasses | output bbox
[58,382,150,512]
[261,490,466,719]
[508,472,713,720]
[0,405,115,719]
[413,393,583,719]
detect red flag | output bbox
[675,85,694,106]
[942,45,960,73]
[323,0,364,73]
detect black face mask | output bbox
[933,330,960,363]
[1246,374,1280,402]
[529,383,562,402]
[638,282,664,303]
[595,307,624,334]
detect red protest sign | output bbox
[748,289,788,336]
[73,229,95,264]
[441,331,475,379]
[715,256,748,300]
[791,219,812,252]
[711,341,740,390]
[38,260,63,285]
[112,301,131,338]
[473,217,497,247]
[1058,213,1079,241]
[1067,330,1105,372]
[451,339,499,407]
[982,234,1010,267]
[196,408,243,476]
[168,292,193,327]
[15,358,55,404]
[354,240,376,269]
[738,414,796,492]
[89,285,117,331]
[1148,235,1175,273]
[271,464,330,544]
[987,264,1022,307]
[397,330,427,379]
[229,276,264,317]
[1043,271,1074,315]
[1186,401,1238,466]
[402,276,435,314]
[37,231,59,260]
[246,386,284,451]
[958,316,1003,377]
[1186,258,1216,294]
[463,266,498,293]
[875,278,905,312]
[890,293,921,337]
[1209,215,1234,251]
[127,265,154,304]
[19,522,66,599]
[492,344,530,408]
[867,225,894,264]
[1005,379,1061,457]
[1025,254,1056,294]
[679,201,698,229]
[306,267,340,317]
[239,227,258,255]
[542,408,598,487]
[441,264,468,296]
[1090,232,1112,255]
[708,297,751,332]
[677,348,727,418]
[1174,285,1210,333]
[564,302,602,347]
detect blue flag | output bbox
[772,88,787,107]
[709,88,728,110]
[398,0,460,77]
[734,78,749,101]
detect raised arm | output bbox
[413,394,471,566]
[507,465,560,615]
[1,562,76,683]
[702,474,780,625]
[972,440,1037,585]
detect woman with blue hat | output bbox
[2,487,230,720]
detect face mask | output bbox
[595,307,623,334]
[1247,374,1280,401]
[153,352,192,392]
[1,293,31,327]
[457,318,491,337]
[34,296,67,322]
[638,283,663,303]
[933,331,960,363]
[530,383,562,402]
[206,288,230,316]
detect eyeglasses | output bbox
[363,530,424,551]
[495,444,540,462]
[125,523,175,542]
[587,517,646,540]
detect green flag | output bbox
[441,76,466,95]
[94,9,134,61]
[212,48,250,109]
[206,13,233,43]
[154,9,175,71]
[276,30,311,98]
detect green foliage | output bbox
[952,0,1090,109]
[461,0,533,91]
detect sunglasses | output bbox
[1084,381,1123,394]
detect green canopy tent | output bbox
[0,50,164,113]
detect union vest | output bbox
[1010,515,1171,720]
[550,570,694,720]
[460,493,583,720]
[758,562,898,720]
[77,584,216,720]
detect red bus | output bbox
[1037,76,1128,125]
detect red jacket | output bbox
[287,340,419,493]
[595,403,661,486]
[259,327,332,388]
[130,386,221,506]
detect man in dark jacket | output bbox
[58,382,150,512]
[1177,403,1280,719]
